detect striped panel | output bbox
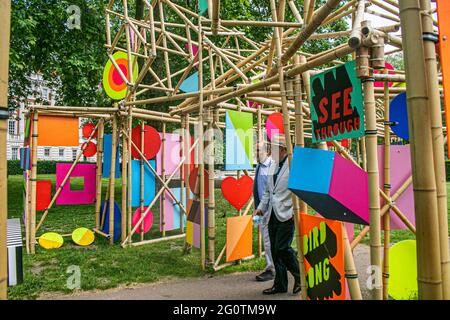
[7,218,23,286]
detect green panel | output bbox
[227,110,253,160]
[199,0,208,15]
[309,60,364,143]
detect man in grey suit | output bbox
[254,134,301,295]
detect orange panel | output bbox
[437,0,450,155]
[299,213,345,300]
[37,115,79,146]
[226,215,252,262]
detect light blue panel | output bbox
[288,147,334,195]
[102,134,121,178]
[224,112,253,171]
[171,188,189,229]
[131,159,156,207]
[179,72,199,93]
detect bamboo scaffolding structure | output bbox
[399,0,443,299]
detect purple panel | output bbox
[329,153,369,224]
[377,145,415,230]
[193,223,200,248]
[56,163,97,205]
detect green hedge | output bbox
[7,160,96,176]
[447,161,450,182]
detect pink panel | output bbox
[156,133,181,177]
[329,154,369,224]
[56,163,97,205]
[161,189,175,232]
[377,145,415,230]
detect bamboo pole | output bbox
[207,109,215,265]
[140,121,145,242]
[109,115,118,244]
[419,0,450,299]
[211,0,220,35]
[382,68,391,300]
[0,0,10,298]
[180,115,186,234]
[161,122,166,237]
[348,0,366,48]
[357,36,382,300]
[120,119,127,243]
[95,119,105,230]
[30,112,38,254]
[343,225,362,300]
[399,0,442,299]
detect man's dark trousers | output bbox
[268,211,300,291]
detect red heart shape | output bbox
[221,176,254,211]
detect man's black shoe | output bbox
[256,270,274,282]
[263,286,287,295]
[293,281,301,294]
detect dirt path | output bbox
[43,244,373,300]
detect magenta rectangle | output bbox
[56,163,97,205]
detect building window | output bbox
[72,149,77,161]
[44,148,50,158]
[42,88,49,100]
[11,147,18,160]
[59,148,64,157]
[8,120,15,135]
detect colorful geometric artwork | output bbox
[188,167,209,198]
[388,240,418,300]
[377,145,415,230]
[226,215,253,262]
[221,176,253,211]
[71,228,95,246]
[131,125,161,160]
[225,110,254,170]
[102,134,121,178]
[56,163,96,205]
[186,200,208,248]
[389,92,409,141]
[132,207,153,234]
[82,141,97,158]
[310,60,364,143]
[300,213,345,300]
[102,51,138,100]
[39,232,64,250]
[100,200,122,242]
[20,147,31,170]
[131,159,156,207]
[374,62,395,88]
[37,115,79,147]
[288,147,369,225]
[160,188,189,232]
[179,71,199,93]
[156,133,181,177]
[437,0,450,155]
[36,180,52,211]
[265,112,285,141]
[82,123,98,139]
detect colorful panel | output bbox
[225,110,254,170]
[37,115,79,147]
[56,163,96,205]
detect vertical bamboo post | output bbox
[127,108,133,245]
[257,104,262,258]
[109,115,118,244]
[140,121,145,242]
[420,0,450,299]
[198,21,206,270]
[382,69,391,300]
[399,0,443,299]
[184,114,191,235]
[30,112,38,255]
[95,119,105,230]
[161,122,166,237]
[121,120,127,242]
[0,0,11,299]
[343,224,363,299]
[180,115,186,234]
[207,109,215,264]
[357,32,382,300]
[269,0,307,299]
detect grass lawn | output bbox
[6,174,450,299]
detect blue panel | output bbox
[102,134,121,178]
[224,112,253,171]
[170,188,189,229]
[179,72,199,93]
[100,200,122,241]
[131,159,156,207]
[390,92,409,141]
[288,147,334,195]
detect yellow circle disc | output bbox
[39,232,64,250]
[388,240,418,300]
[102,51,139,100]
[72,227,95,246]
